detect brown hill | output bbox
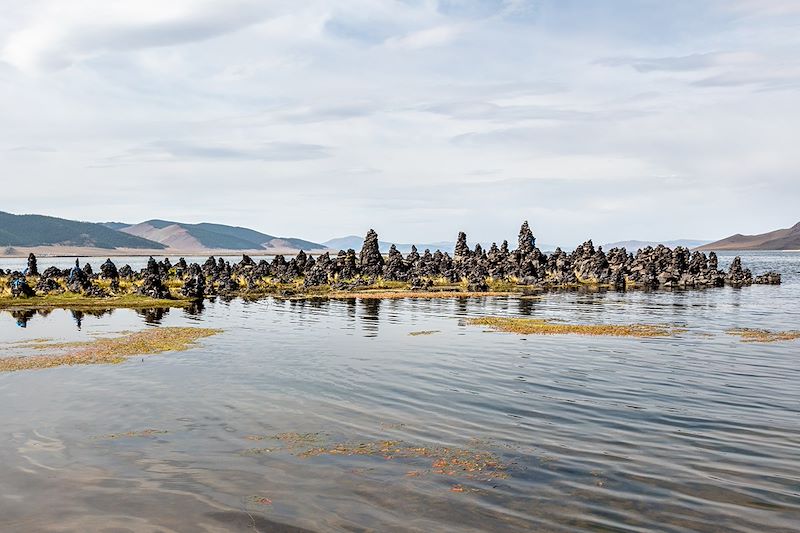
[697,222,800,251]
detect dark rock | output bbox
[359,229,384,277]
[138,274,171,299]
[100,258,119,280]
[27,253,38,276]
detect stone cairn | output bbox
[4,221,782,299]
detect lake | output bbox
[1,252,798,532]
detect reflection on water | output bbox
[0,253,799,532]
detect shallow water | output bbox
[1,252,799,532]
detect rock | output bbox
[725,256,752,287]
[359,229,384,277]
[754,271,781,284]
[67,259,91,293]
[41,266,62,279]
[454,232,470,261]
[8,275,35,297]
[35,277,61,294]
[180,264,205,299]
[27,253,38,276]
[384,245,407,281]
[138,274,171,299]
[100,258,119,280]
[517,221,536,258]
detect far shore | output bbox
[3,245,799,260]
[0,245,334,259]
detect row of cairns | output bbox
[3,222,782,300]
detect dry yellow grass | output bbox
[726,328,800,343]
[0,293,191,311]
[467,317,674,337]
[0,327,221,372]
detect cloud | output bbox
[103,140,331,165]
[1,0,275,72]
[0,0,798,243]
[385,25,462,50]
[597,51,761,73]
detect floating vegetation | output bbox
[0,327,221,372]
[408,330,440,336]
[726,328,800,343]
[246,495,272,506]
[245,435,510,483]
[326,291,513,300]
[273,432,327,447]
[97,429,167,440]
[467,317,675,338]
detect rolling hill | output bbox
[0,211,165,250]
[697,222,800,251]
[120,220,325,251]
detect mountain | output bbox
[101,222,132,230]
[602,239,712,251]
[120,220,325,251]
[0,211,165,250]
[697,222,800,251]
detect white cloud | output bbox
[385,25,462,50]
[0,0,798,244]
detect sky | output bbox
[1,0,798,247]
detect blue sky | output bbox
[1,0,798,246]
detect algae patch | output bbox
[0,327,221,372]
[726,328,800,343]
[243,434,510,483]
[97,429,168,440]
[467,317,674,338]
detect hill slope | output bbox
[697,222,800,251]
[121,220,325,251]
[0,211,165,250]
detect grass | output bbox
[726,328,800,343]
[409,330,440,336]
[467,317,675,337]
[0,292,192,311]
[0,327,221,372]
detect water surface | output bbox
[1,252,799,532]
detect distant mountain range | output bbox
[0,211,165,250]
[0,211,325,255]
[697,222,800,251]
[601,239,712,251]
[115,220,325,252]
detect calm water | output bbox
[0,252,799,532]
